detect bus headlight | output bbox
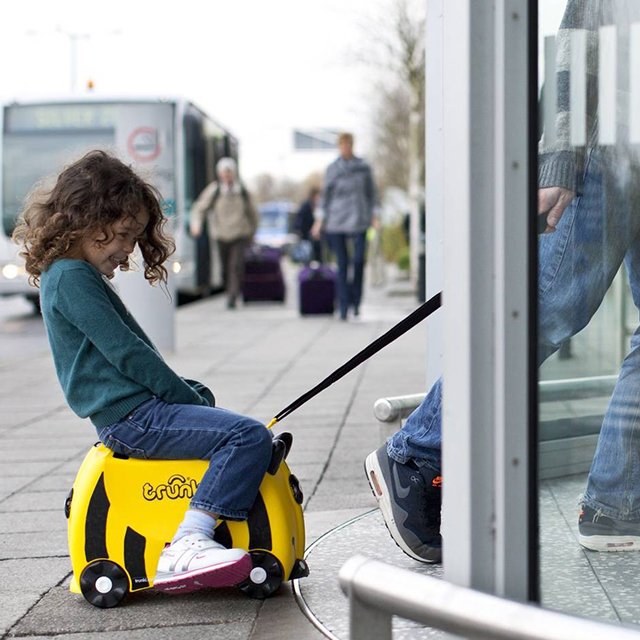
[2,264,20,280]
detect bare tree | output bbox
[356,0,425,284]
[370,80,413,191]
[355,0,425,192]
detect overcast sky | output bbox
[0,0,389,180]
[0,1,568,182]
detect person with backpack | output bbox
[190,157,258,309]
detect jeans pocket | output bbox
[124,397,158,430]
[99,417,151,459]
[110,436,148,459]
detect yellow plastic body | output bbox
[67,443,306,595]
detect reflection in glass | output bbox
[538,0,640,627]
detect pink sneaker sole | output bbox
[153,554,252,594]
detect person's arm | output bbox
[183,378,215,406]
[294,201,309,236]
[312,166,335,239]
[55,268,207,406]
[538,0,597,230]
[365,163,380,227]
[189,182,218,237]
[243,187,259,237]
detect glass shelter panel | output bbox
[537,0,640,626]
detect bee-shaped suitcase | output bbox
[65,432,308,607]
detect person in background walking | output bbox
[312,132,378,320]
[294,186,323,263]
[190,157,258,309]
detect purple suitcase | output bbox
[298,265,336,315]
[243,245,286,302]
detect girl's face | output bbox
[77,209,150,277]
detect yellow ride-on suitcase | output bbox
[65,431,308,608]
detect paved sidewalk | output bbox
[0,261,429,640]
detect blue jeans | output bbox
[389,149,640,520]
[325,231,367,318]
[98,398,273,520]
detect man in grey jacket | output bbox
[312,132,378,320]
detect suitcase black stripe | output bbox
[85,473,110,561]
[247,492,272,551]
[124,527,149,590]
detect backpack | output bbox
[209,182,250,211]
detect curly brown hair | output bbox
[12,149,175,286]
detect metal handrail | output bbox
[339,555,640,640]
[373,375,619,425]
[373,393,426,422]
[538,374,618,402]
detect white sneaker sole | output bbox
[579,534,640,552]
[153,554,252,594]
[365,451,433,564]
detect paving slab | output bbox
[0,263,427,639]
[9,585,261,637]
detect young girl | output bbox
[12,150,273,594]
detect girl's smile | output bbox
[76,209,150,277]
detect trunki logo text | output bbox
[142,475,199,501]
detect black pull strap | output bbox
[266,291,442,429]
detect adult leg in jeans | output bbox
[535,154,640,531]
[349,231,368,315]
[326,232,349,319]
[369,149,640,558]
[390,150,634,473]
[581,229,640,525]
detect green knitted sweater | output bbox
[40,259,208,429]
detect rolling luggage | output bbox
[242,245,286,302]
[66,432,308,608]
[298,264,336,315]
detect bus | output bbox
[0,95,238,309]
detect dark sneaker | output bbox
[579,505,640,552]
[365,444,442,563]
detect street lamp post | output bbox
[57,28,91,93]
[26,26,121,93]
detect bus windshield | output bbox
[2,131,113,236]
[2,104,115,236]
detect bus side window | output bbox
[183,112,207,219]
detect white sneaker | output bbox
[153,533,251,594]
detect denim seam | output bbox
[581,494,640,521]
[189,500,247,520]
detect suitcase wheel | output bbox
[238,551,283,599]
[80,560,129,608]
